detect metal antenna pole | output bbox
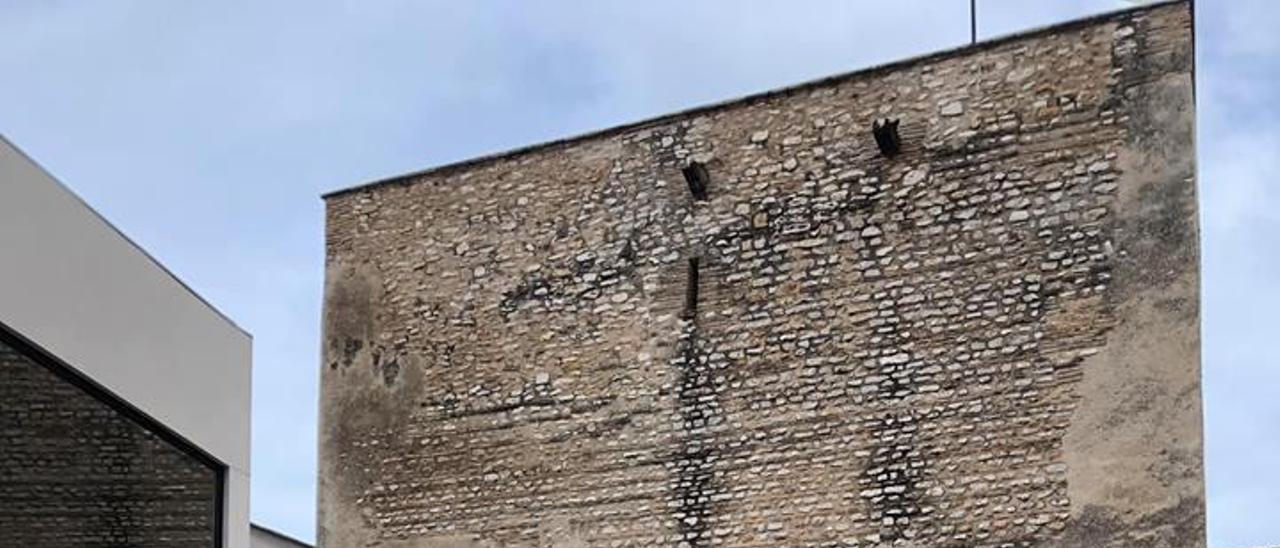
[970,0,978,44]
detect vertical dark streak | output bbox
[670,256,718,546]
[684,258,701,318]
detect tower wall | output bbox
[320,3,1200,546]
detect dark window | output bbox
[872,118,902,156]
[682,162,711,201]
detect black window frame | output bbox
[0,318,227,547]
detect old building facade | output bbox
[320,2,1201,546]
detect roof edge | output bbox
[322,0,1188,200]
[0,134,252,339]
[251,523,313,547]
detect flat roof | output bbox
[322,0,1190,200]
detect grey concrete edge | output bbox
[0,133,251,339]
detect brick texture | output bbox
[320,3,1201,546]
[0,337,218,547]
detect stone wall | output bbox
[0,334,219,547]
[320,2,1200,546]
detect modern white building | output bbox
[252,524,313,548]
[0,135,252,547]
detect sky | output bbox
[0,0,1275,545]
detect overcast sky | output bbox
[1,1,1275,545]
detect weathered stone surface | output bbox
[319,3,1200,547]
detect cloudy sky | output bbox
[1,0,1275,545]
